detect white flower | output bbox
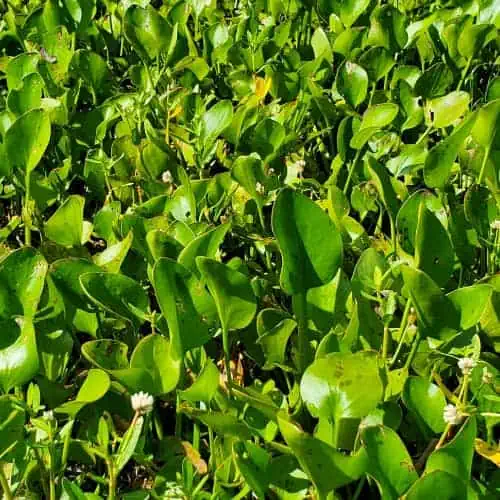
[482,367,494,385]
[296,159,305,175]
[255,182,265,195]
[491,220,500,230]
[458,357,477,376]
[162,170,173,184]
[443,404,462,425]
[131,391,154,415]
[43,410,55,421]
[267,167,275,176]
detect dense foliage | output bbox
[0,0,499,498]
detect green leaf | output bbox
[180,407,253,440]
[5,108,51,173]
[7,72,44,116]
[153,258,217,358]
[367,5,408,52]
[6,53,40,90]
[458,24,497,60]
[93,231,133,273]
[0,396,25,460]
[425,91,470,129]
[361,425,418,499]
[401,266,459,340]
[179,358,219,403]
[365,155,400,221]
[70,50,110,99]
[272,188,343,295]
[256,309,296,370]
[80,272,149,327]
[359,47,395,82]
[278,417,367,496]
[414,202,454,287]
[56,369,110,417]
[311,27,333,62]
[402,377,446,434]
[45,195,86,247]
[301,351,384,420]
[234,440,271,499]
[424,111,476,188]
[114,414,144,473]
[130,334,180,394]
[81,339,155,394]
[464,184,492,238]
[396,190,445,254]
[124,5,174,61]
[196,257,256,332]
[447,285,493,330]
[50,258,102,311]
[178,224,230,275]
[0,317,39,393]
[405,470,467,500]
[318,0,370,27]
[301,351,384,448]
[414,62,453,99]
[399,81,424,131]
[472,98,500,152]
[200,100,233,149]
[350,103,399,149]
[0,248,48,319]
[425,417,476,479]
[351,248,389,297]
[337,61,368,109]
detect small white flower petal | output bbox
[443,404,462,425]
[162,170,173,184]
[43,410,55,421]
[131,391,154,415]
[458,357,477,376]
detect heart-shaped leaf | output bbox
[337,61,368,109]
[5,108,51,173]
[196,257,256,332]
[45,195,86,247]
[361,425,418,498]
[0,248,48,319]
[124,5,174,61]
[402,376,446,434]
[80,272,149,327]
[0,317,39,392]
[272,188,343,295]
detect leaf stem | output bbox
[343,149,362,195]
[382,325,390,361]
[106,458,117,500]
[435,423,452,449]
[390,299,412,367]
[24,170,31,246]
[292,292,308,374]
[222,325,233,396]
[457,58,472,91]
[478,145,491,185]
[0,463,13,500]
[404,331,421,370]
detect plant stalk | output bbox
[0,464,13,500]
[292,292,308,374]
[222,325,233,395]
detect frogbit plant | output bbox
[0,0,499,498]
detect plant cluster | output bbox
[0,0,499,498]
